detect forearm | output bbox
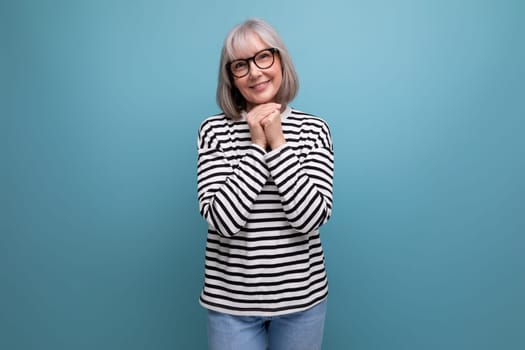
[198,144,269,237]
[265,144,334,233]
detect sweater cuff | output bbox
[264,143,293,170]
[251,143,267,155]
[264,143,288,160]
[247,144,271,182]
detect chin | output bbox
[255,95,278,105]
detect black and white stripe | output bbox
[197,107,334,316]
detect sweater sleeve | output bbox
[264,121,334,234]
[197,124,270,237]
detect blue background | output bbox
[3,0,524,349]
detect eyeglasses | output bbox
[227,48,278,78]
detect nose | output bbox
[248,59,262,77]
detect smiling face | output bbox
[231,33,283,112]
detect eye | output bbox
[231,61,247,71]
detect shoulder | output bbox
[287,108,332,131]
[287,108,333,149]
[197,113,229,149]
[198,113,228,133]
[197,113,248,148]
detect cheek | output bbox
[273,62,284,81]
[273,68,283,87]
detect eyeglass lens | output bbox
[230,49,275,78]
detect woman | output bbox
[197,18,334,350]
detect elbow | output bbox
[290,208,331,234]
[204,209,243,238]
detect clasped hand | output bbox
[246,103,286,150]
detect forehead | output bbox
[230,32,270,60]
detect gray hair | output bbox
[216,18,299,119]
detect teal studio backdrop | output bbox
[2,0,524,349]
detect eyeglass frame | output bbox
[226,48,279,78]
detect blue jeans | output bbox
[206,299,327,350]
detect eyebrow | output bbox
[230,47,271,62]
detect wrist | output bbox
[253,140,267,149]
[269,138,286,150]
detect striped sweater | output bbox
[197,106,334,316]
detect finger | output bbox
[261,110,282,129]
[251,103,281,116]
